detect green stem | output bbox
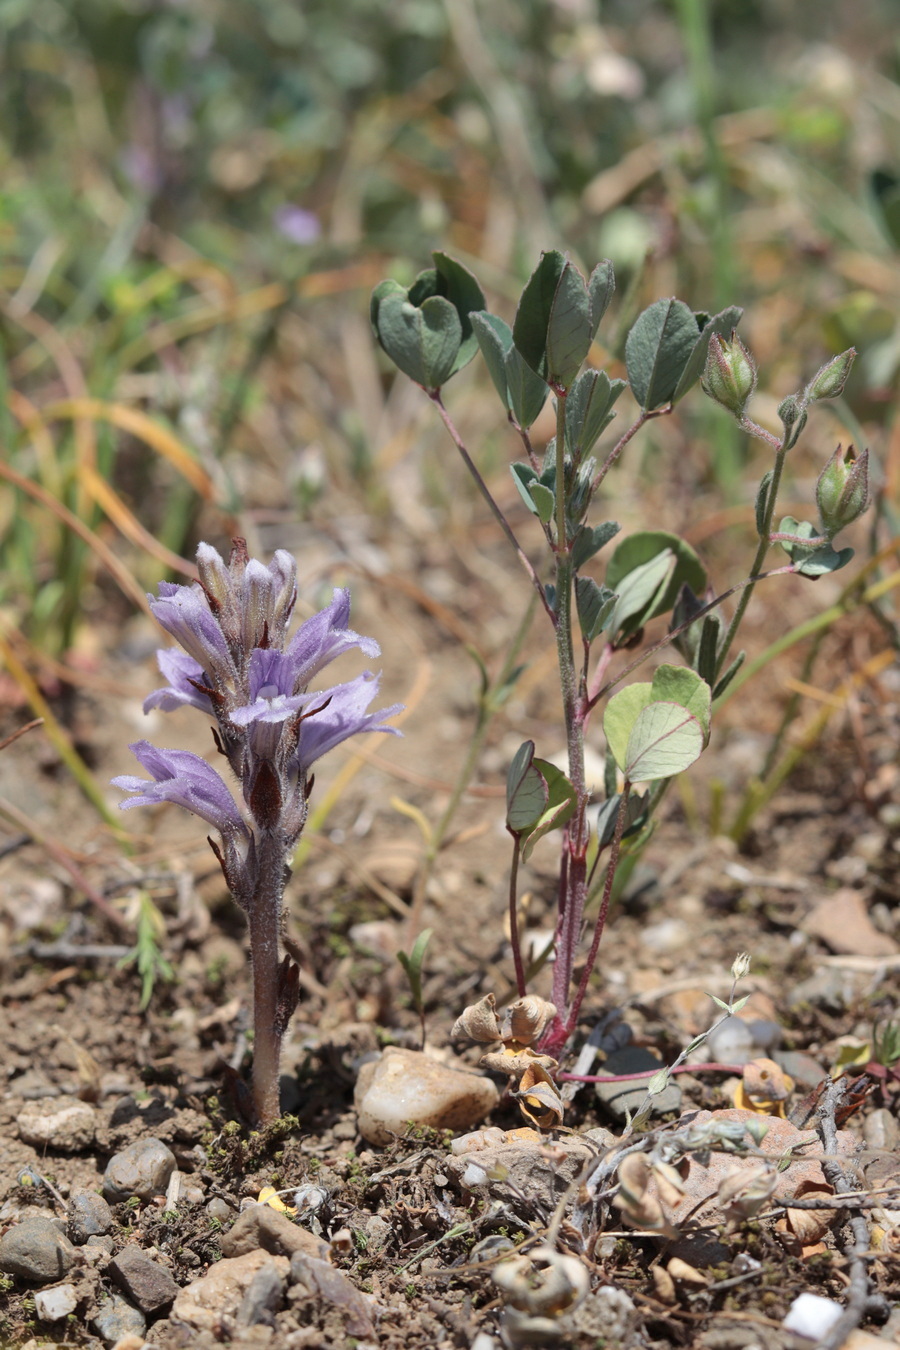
[508,834,526,998]
[716,441,787,677]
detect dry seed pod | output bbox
[718,1159,778,1222]
[515,1062,564,1131]
[651,1159,687,1209]
[480,1047,558,1077]
[493,1243,588,1315]
[652,1265,677,1303]
[451,993,502,1044]
[507,995,558,1046]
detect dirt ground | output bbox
[0,486,899,1350]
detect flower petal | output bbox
[112,741,248,838]
[284,589,380,691]
[143,648,214,715]
[292,673,401,769]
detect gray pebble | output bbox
[206,1197,232,1222]
[17,1097,97,1152]
[865,1107,900,1152]
[788,968,853,1012]
[705,1016,755,1065]
[103,1138,176,1203]
[86,1234,115,1254]
[0,1218,77,1282]
[91,1292,147,1346]
[773,1049,827,1091]
[594,1047,681,1121]
[109,1244,179,1315]
[69,1192,114,1244]
[236,1260,285,1327]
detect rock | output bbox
[219,1205,328,1261]
[788,966,857,1011]
[290,1252,374,1338]
[0,1218,77,1282]
[641,918,690,953]
[571,1285,636,1342]
[171,1250,290,1332]
[648,1109,858,1265]
[705,1017,756,1066]
[10,1069,61,1099]
[594,1047,681,1121]
[445,1135,593,1210]
[91,1292,147,1346]
[86,1235,115,1255]
[103,1138,176,1203]
[17,1097,97,1152]
[109,1245,179,1315]
[803,888,898,957]
[782,1292,842,1339]
[206,1198,232,1222]
[773,1049,826,1091]
[235,1259,285,1327]
[33,1282,78,1321]
[69,1192,114,1244]
[354,1046,500,1146]
[865,1107,900,1152]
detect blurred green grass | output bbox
[0,0,897,689]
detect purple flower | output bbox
[285,589,380,688]
[149,581,235,680]
[144,648,214,715]
[290,672,402,770]
[274,205,321,246]
[113,741,249,840]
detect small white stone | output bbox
[34,1283,78,1321]
[782,1292,843,1339]
[461,1163,488,1188]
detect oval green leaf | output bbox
[624,701,704,781]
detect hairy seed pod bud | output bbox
[804,348,856,402]
[701,332,757,416]
[507,995,558,1046]
[816,444,869,538]
[451,993,503,1043]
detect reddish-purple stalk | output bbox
[559,1062,745,1083]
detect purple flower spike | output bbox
[113,741,249,839]
[292,672,402,770]
[144,648,214,715]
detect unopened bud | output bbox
[816,444,869,538]
[777,394,808,449]
[731,952,751,981]
[804,348,856,402]
[701,332,757,416]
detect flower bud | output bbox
[777,394,808,449]
[816,444,869,537]
[701,332,757,416]
[731,952,751,981]
[804,348,856,402]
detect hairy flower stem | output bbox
[547,388,591,1046]
[248,831,289,1126]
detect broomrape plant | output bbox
[372,250,864,1116]
[114,540,400,1125]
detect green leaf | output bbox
[397,928,433,1012]
[605,549,674,643]
[520,761,577,862]
[672,305,744,403]
[546,262,592,389]
[511,463,541,517]
[512,250,567,381]
[596,790,649,847]
[776,517,855,576]
[575,576,618,642]
[755,469,774,536]
[588,259,616,336]
[603,683,654,770]
[529,481,556,524]
[648,664,711,737]
[566,369,627,460]
[375,290,462,389]
[572,520,620,570]
[624,298,701,410]
[696,615,721,687]
[471,311,511,406]
[506,741,548,833]
[472,311,548,428]
[647,1068,670,1096]
[605,530,707,639]
[432,252,486,375]
[624,701,705,781]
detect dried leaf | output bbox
[493,1243,589,1316]
[652,1159,687,1208]
[516,1062,564,1130]
[652,1265,676,1303]
[667,1257,706,1285]
[480,1046,558,1077]
[452,993,503,1043]
[734,1057,794,1116]
[717,1160,778,1221]
[507,995,558,1046]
